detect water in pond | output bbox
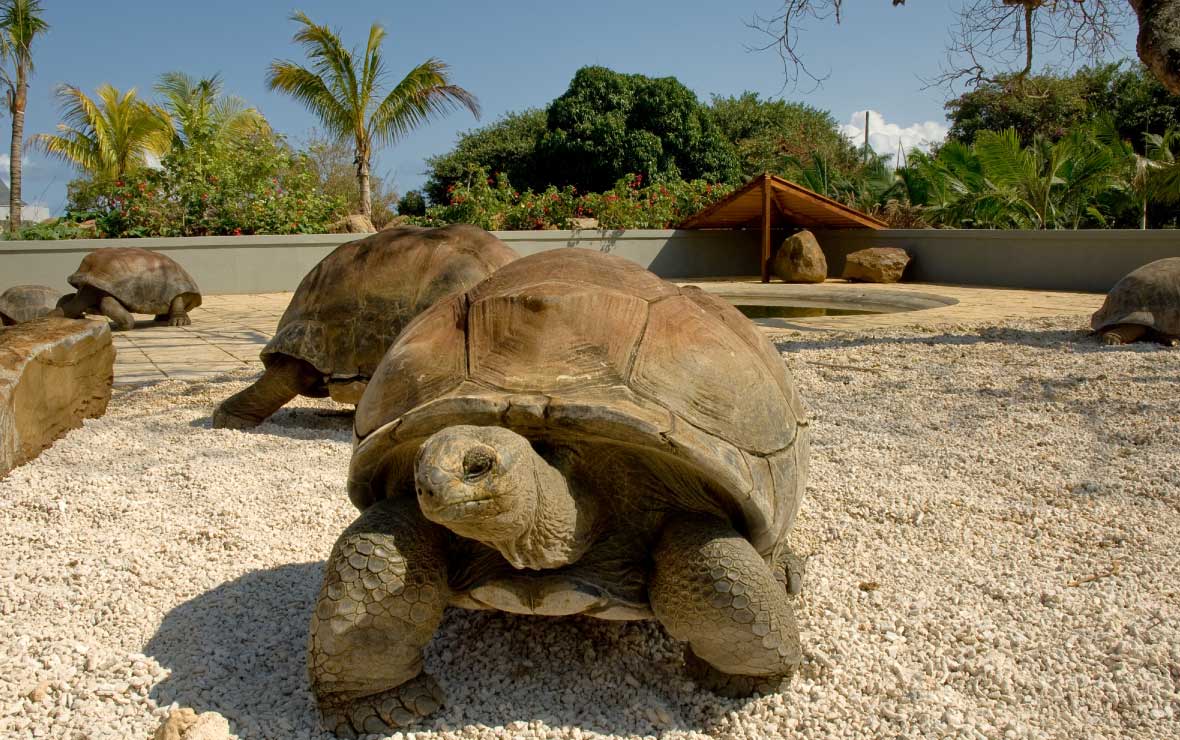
[733,304,879,320]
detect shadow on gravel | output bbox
[146,563,757,738]
[187,406,355,435]
[145,562,326,737]
[775,326,1103,352]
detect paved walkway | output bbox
[110,282,1105,385]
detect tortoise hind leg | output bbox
[99,295,136,331]
[1100,324,1148,345]
[165,295,191,326]
[310,496,450,737]
[651,518,801,698]
[212,355,320,429]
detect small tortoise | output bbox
[212,225,519,429]
[0,285,64,325]
[58,247,201,330]
[309,249,809,736]
[1091,257,1180,346]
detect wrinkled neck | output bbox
[497,454,596,570]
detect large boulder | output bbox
[329,214,377,234]
[842,247,911,283]
[0,318,114,477]
[773,230,828,283]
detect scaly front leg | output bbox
[309,496,451,738]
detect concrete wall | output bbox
[2,228,1178,296]
[0,230,765,295]
[813,228,1180,293]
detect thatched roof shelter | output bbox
[679,173,886,281]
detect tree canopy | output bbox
[535,66,742,193]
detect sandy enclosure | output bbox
[1,316,1178,740]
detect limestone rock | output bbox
[330,214,376,234]
[568,217,600,230]
[773,230,828,283]
[842,247,911,283]
[153,707,235,740]
[0,318,114,477]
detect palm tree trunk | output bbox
[9,71,27,233]
[1141,198,1149,230]
[356,154,372,220]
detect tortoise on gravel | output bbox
[309,248,810,736]
[1091,257,1180,346]
[57,247,201,331]
[0,285,64,325]
[212,225,519,430]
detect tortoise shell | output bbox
[349,248,809,558]
[0,285,63,324]
[1091,257,1180,336]
[263,225,519,390]
[68,248,201,315]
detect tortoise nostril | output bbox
[427,468,449,489]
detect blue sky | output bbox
[10,1,1139,215]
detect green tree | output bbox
[302,129,399,226]
[708,92,860,180]
[423,108,546,204]
[397,189,425,216]
[266,11,479,220]
[0,0,48,230]
[155,72,267,151]
[536,66,741,193]
[32,84,172,181]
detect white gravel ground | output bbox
[1,315,1178,740]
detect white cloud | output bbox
[0,154,35,179]
[840,110,947,166]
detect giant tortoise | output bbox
[1091,257,1180,345]
[212,225,519,429]
[57,247,201,330]
[309,248,810,736]
[0,285,64,325]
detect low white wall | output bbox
[813,228,1180,293]
[2,228,1179,296]
[0,230,765,295]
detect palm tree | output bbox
[31,84,172,181]
[0,0,48,232]
[1143,128,1180,211]
[266,12,479,220]
[972,128,1118,229]
[155,72,267,151]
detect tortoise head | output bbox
[414,425,594,570]
[55,292,84,319]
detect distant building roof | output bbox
[0,180,28,206]
[679,173,886,231]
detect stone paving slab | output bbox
[106,282,1105,385]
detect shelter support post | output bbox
[761,175,772,283]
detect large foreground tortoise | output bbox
[58,247,201,330]
[212,225,519,429]
[0,285,64,325]
[309,249,810,736]
[1091,257,1180,346]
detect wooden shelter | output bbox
[679,173,887,282]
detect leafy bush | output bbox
[7,219,94,240]
[72,132,344,237]
[413,167,733,231]
[397,190,427,216]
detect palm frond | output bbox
[369,59,480,148]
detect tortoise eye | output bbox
[462,448,496,481]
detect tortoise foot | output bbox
[318,673,445,738]
[211,406,262,430]
[1101,332,1124,346]
[684,648,793,698]
[168,314,191,327]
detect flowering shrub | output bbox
[414,167,733,230]
[71,133,344,238]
